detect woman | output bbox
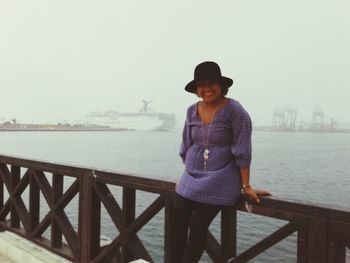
[170,61,265,263]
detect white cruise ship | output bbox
[86,100,176,131]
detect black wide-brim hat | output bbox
[185,61,233,93]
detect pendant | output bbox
[203,148,209,160]
[203,148,209,170]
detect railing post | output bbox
[10,165,20,228]
[296,218,307,263]
[306,216,328,262]
[122,187,136,262]
[79,172,101,263]
[328,220,347,263]
[0,170,3,219]
[221,207,237,262]
[29,170,40,234]
[51,173,63,248]
[164,196,174,263]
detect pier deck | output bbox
[0,254,14,263]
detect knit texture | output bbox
[176,98,252,206]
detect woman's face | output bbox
[195,81,224,104]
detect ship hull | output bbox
[87,113,176,131]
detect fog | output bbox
[1,0,349,126]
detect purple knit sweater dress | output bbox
[176,98,252,206]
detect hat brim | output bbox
[185,76,233,93]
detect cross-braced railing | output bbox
[0,154,349,263]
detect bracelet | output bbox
[242,184,251,190]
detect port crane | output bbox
[272,108,297,130]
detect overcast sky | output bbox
[1,0,349,126]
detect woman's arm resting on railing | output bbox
[240,167,271,204]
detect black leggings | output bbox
[170,193,222,263]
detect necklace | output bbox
[201,104,215,171]
[200,98,227,170]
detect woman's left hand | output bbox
[244,186,271,204]
[244,186,260,204]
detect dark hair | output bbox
[221,85,229,96]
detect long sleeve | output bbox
[179,107,193,163]
[231,107,252,168]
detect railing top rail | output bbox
[0,154,175,194]
[0,154,349,222]
[254,196,350,222]
[0,154,87,177]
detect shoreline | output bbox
[0,128,132,132]
[1,128,350,133]
[253,128,350,133]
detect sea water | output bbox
[0,130,349,262]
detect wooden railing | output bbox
[0,154,349,263]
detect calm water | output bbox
[0,130,349,262]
